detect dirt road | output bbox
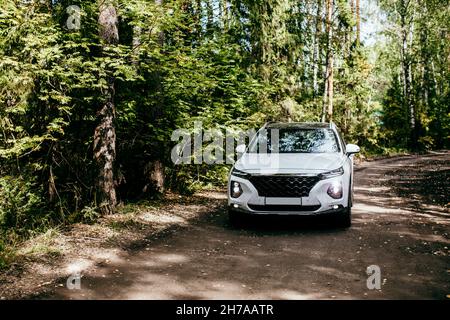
[46,152,450,299]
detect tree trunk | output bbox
[146,0,166,195]
[95,0,119,215]
[402,26,412,125]
[399,0,417,149]
[322,0,333,122]
[351,0,360,132]
[312,0,322,97]
[430,59,438,95]
[322,65,329,122]
[356,0,360,45]
[207,0,214,35]
[196,0,202,38]
[327,54,334,122]
[132,25,141,65]
[221,0,229,31]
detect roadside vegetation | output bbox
[0,0,449,268]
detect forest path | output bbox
[47,151,450,299]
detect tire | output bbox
[336,206,351,228]
[228,208,246,228]
[336,180,352,228]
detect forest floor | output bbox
[0,151,449,299]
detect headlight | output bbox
[327,181,343,199]
[319,167,344,180]
[231,167,250,179]
[230,181,243,198]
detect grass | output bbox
[0,227,63,270]
[0,202,158,270]
[0,241,15,270]
[108,219,144,231]
[17,228,62,257]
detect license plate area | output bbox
[265,197,302,205]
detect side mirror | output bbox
[236,144,246,154]
[346,144,360,155]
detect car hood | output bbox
[234,153,346,174]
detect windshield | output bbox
[249,128,340,153]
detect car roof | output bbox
[265,122,334,130]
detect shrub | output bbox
[0,176,48,235]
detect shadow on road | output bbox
[37,151,450,300]
[225,214,349,235]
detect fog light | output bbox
[231,181,243,198]
[327,181,343,199]
[233,204,239,208]
[333,205,339,210]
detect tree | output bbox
[94,0,119,214]
[398,0,417,149]
[380,0,449,150]
[322,0,334,122]
[147,0,166,195]
[356,0,360,45]
[312,0,323,97]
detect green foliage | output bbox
[0,176,48,232]
[0,239,15,269]
[80,206,101,224]
[379,0,450,150]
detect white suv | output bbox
[227,122,360,228]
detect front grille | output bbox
[248,204,320,212]
[249,175,320,197]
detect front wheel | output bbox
[228,209,246,228]
[336,206,351,228]
[336,179,353,228]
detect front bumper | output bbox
[228,174,350,216]
[228,203,347,217]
